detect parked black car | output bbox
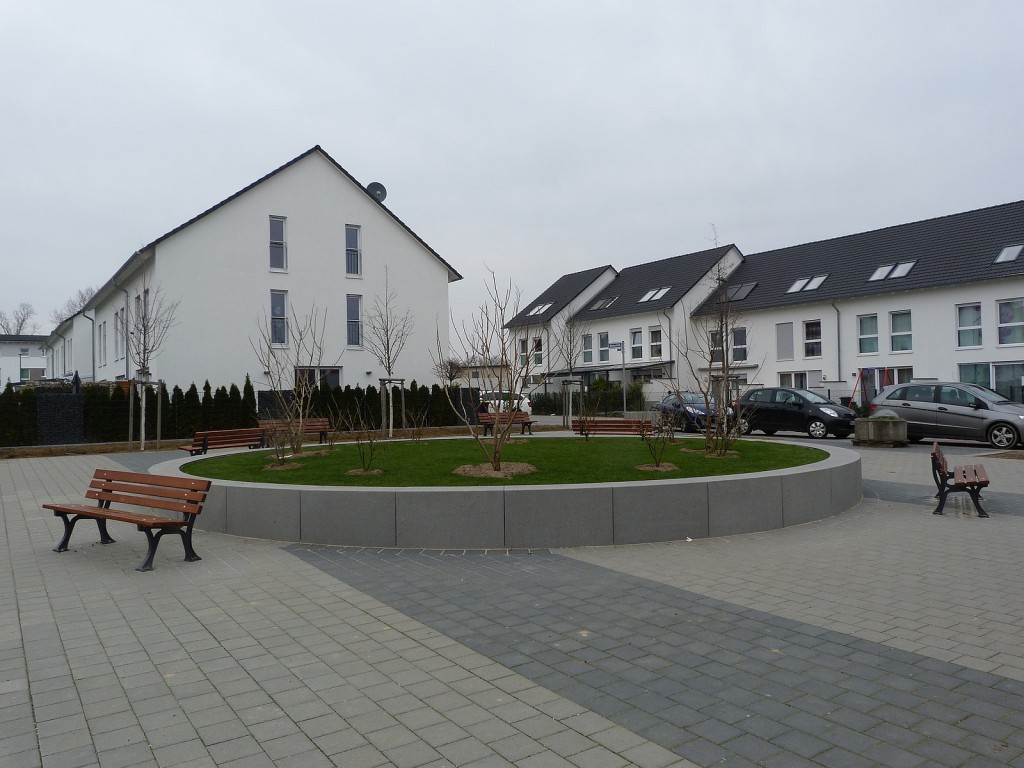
[738,387,855,439]
[652,392,725,432]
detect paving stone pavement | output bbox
[2,441,1023,767]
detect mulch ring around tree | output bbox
[453,462,537,479]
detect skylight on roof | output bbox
[638,286,671,302]
[996,244,1023,263]
[786,275,827,293]
[889,261,915,278]
[869,261,915,281]
[590,296,618,310]
[725,282,757,301]
[527,303,552,316]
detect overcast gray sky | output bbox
[3,1,1022,334]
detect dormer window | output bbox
[996,244,1023,264]
[869,261,916,281]
[527,303,552,316]
[638,287,670,302]
[786,275,828,293]
[590,296,618,310]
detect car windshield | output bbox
[680,393,715,406]
[795,389,834,405]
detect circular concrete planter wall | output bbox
[151,443,861,549]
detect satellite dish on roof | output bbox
[367,182,387,202]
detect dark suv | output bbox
[738,387,856,439]
[869,381,1024,448]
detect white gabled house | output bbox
[0,334,48,385]
[507,246,743,397]
[516,200,1024,405]
[45,146,462,393]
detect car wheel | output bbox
[761,429,777,436]
[907,435,923,443]
[987,422,1019,449]
[738,419,752,435]
[807,419,828,439]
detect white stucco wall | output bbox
[720,277,1024,402]
[71,151,453,392]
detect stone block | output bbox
[300,489,396,547]
[396,489,505,549]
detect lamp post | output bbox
[608,341,627,416]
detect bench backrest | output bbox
[931,442,949,474]
[87,469,211,517]
[259,418,331,431]
[190,428,264,447]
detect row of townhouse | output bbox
[511,200,1024,405]
[45,147,461,393]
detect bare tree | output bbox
[363,268,414,436]
[547,309,591,423]
[251,305,339,463]
[50,286,97,325]
[0,303,39,335]
[431,356,464,388]
[434,272,537,471]
[363,268,414,377]
[125,279,181,450]
[674,267,751,456]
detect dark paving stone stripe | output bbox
[287,545,1024,767]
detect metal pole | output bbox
[621,346,627,416]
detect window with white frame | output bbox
[519,338,528,366]
[890,310,912,351]
[858,314,878,353]
[270,216,287,270]
[345,225,361,276]
[630,329,642,359]
[346,295,362,346]
[528,303,552,316]
[779,372,807,388]
[649,327,662,358]
[599,332,609,362]
[710,330,724,363]
[959,363,991,387]
[732,327,747,362]
[803,320,822,357]
[998,299,1024,344]
[532,337,542,365]
[271,290,288,345]
[583,333,593,363]
[776,322,794,361]
[295,367,341,390]
[99,322,107,366]
[957,303,982,347]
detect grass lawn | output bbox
[184,437,827,487]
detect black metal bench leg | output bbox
[967,488,989,518]
[53,513,117,552]
[136,527,162,571]
[932,488,949,515]
[180,528,202,563]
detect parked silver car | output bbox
[869,381,1024,448]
